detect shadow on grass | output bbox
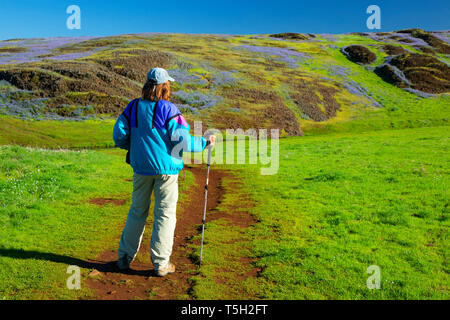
[0,247,151,277]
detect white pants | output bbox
[118,173,179,270]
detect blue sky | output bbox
[0,0,448,40]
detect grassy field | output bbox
[0,116,115,149]
[0,125,448,299]
[151,125,449,300]
[0,145,193,299]
[233,126,449,299]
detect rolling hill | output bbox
[0,29,449,142]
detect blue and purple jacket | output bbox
[113,98,207,175]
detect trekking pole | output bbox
[199,146,213,266]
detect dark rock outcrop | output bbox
[341,45,377,64]
[397,29,450,54]
[374,53,450,94]
[270,33,312,41]
[381,45,408,56]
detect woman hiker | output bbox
[112,67,216,277]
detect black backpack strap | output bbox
[123,98,139,166]
[122,98,140,128]
[152,100,160,129]
[134,98,139,128]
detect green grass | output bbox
[188,173,265,300]
[0,145,193,299]
[219,126,449,299]
[0,125,448,300]
[0,116,115,149]
[0,145,131,299]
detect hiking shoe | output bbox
[155,262,176,277]
[116,255,131,271]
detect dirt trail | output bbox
[83,166,255,300]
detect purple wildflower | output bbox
[168,68,208,86]
[172,90,222,110]
[212,71,237,86]
[365,32,430,47]
[327,65,350,77]
[46,48,102,61]
[0,36,98,65]
[235,45,311,68]
[431,31,450,44]
[404,88,436,98]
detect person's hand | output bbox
[209,135,216,147]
